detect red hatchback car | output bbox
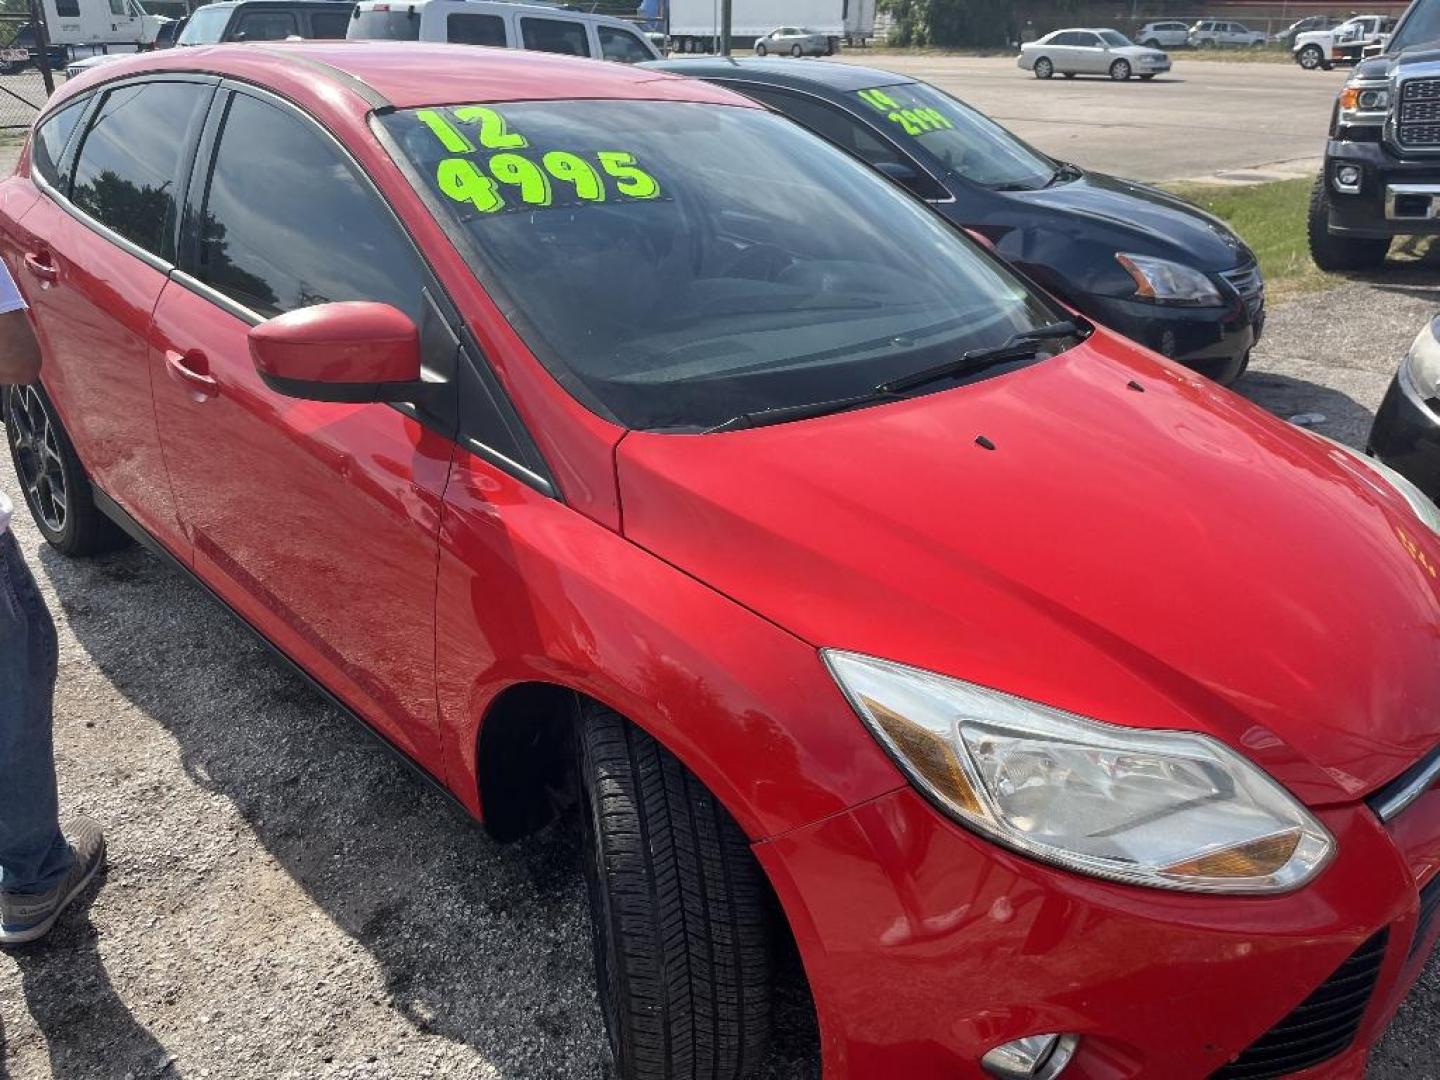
[4,41,1440,1080]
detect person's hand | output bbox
[0,309,41,385]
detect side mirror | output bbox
[249,301,423,404]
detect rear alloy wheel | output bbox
[3,384,126,556]
[790,43,802,56]
[1110,58,1132,81]
[755,42,766,56]
[1298,44,1324,69]
[1307,169,1390,272]
[579,704,775,1080]
[1034,56,1054,79]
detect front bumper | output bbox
[1079,287,1262,383]
[1370,362,1440,501]
[1137,59,1172,74]
[758,785,1440,1079]
[1324,139,1440,239]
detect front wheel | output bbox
[580,705,775,1080]
[755,42,766,56]
[3,384,127,556]
[1033,56,1054,79]
[790,44,802,57]
[1297,44,1323,68]
[1110,58,1132,81]
[1307,170,1390,272]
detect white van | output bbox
[346,0,662,63]
[38,0,167,48]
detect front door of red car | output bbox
[16,81,215,553]
[149,87,457,767]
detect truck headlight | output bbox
[1338,80,1390,126]
[1116,253,1223,306]
[825,651,1335,894]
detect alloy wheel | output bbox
[7,385,67,533]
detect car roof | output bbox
[642,57,910,93]
[55,40,750,111]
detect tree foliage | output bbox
[882,0,1088,48]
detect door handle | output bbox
[165,349,220,401]
[22,251,57,283]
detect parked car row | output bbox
[3,13,1437,1080]
[1133,18,1266,48]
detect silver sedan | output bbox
[754,27,830,58]
[1018,27,1172,81]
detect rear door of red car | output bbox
[14,79,216,554]
[149,84,458,767]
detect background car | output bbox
[1370,316,1440,500]
[1294,14,1394,69]
[175,0,351,44]
[1018,27,1171,81]
[754,25,829,56]
[649,58,1261,383]
[1274,14,1343,47]
[1189,19,1267,47]
[1135,20,1190,49]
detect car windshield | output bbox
[1098,30,1132,46]
[380,100,1060,431]
[851,82,1057,191]
[1390,0,1440,53]
[177,4,231,43]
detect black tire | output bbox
[1307,170,1390,272]
[1297,44,1323,69]
[755,42,766,56]
[1140,73,1156,80]
[580,705,775,1080]
[3,384,127,556]
[1110,58,1132,81]
[790,44,802,57]
[1033,56,1053,79]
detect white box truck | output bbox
[39,0,167,52]
[662,0,874,53]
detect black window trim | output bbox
[174,78,558,498]
[712,79,955,206]
[32,75,221,276]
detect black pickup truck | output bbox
[1309,0,1440,271]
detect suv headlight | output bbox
[825,651,1335,894]
[1338,79,1390,126]
[1116,253,1223,306]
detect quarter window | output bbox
[196,92,427,321]
[70,81,211,260]
[599,25,651,63]
[447,12,506,46]
[520,17,590,56]
[31,99,86,189]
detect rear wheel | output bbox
[1110,58,1132,81]
[790,44,802,57]
[3,384,127,556]
[1298,44,1324,69]
[580,704,775,1080]
[1034,56,1054,79]
[1307,169,1390,272]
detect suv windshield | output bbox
[348,5,421,40]
[1390,0,1440,53]
[1099,30,1132,47]
[852,82,1057,191]
[177,4,231,43]
[381,101,1060,431]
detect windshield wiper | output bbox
[873,320,1087,396]
[704,388,903,434]
[1045,162,1084,187]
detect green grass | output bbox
[1163,177,1334,302]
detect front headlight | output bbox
[1116,253,1223,306]
[1338,79,1391,126]
[825,651,1335,894]
[1404,318,1440,400]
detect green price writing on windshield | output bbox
[855,89,956,137]
[420,106,662,214]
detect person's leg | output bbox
[0,528,70,894]
[0,528,103,946]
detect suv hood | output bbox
[617,333,1440,806]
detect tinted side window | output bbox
[197,93,426,321]
[31,99,86,189]
[310,10,350,37]
[599,25,651,62]
[233,11,297,39]
[521,16,590,56]
[71,82,210,260]
[55,0,79,16]
[447,12,506,45]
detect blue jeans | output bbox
[0,528,71,894]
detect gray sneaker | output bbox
[0,816,105,946]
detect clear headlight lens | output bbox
[825,651,1335,894]
[1404,319,1440,400]
[1339,80,1391,126]
[1116,253,1223,306]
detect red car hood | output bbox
[616,333,1440,806]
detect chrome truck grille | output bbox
[1397,78,1440,149]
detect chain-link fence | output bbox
[0,14,52,133]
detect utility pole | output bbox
[719,0,730,55]
[27,0,53,97]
